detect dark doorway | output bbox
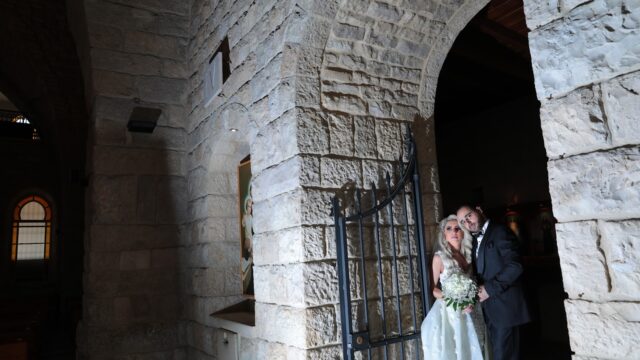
[434,0,571,358]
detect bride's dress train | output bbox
[421,251,488,359]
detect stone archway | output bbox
[433,2,571,357]
[307,0,640,358]
[67,0,640,358]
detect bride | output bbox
[421,215,488,359]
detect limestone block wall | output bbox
[184,0,323,358]
[74,0,190,358]
[69,0,640,358]
[527,0,640,358]
[278,0,494,357]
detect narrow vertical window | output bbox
[11,196,52,261]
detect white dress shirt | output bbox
[475,220,490,258]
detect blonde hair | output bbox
[435,214,473,270]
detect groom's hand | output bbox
[478,285,490,302]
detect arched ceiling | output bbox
[0,0,87,147]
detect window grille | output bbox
[11,195,52,261]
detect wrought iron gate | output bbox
[332,131,432,359]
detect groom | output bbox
[457,205,530,360]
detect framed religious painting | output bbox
[238,156,254,296]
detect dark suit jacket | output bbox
[475,221,530,328]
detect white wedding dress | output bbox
[421,251,488,359]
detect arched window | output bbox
[11,195,52,261]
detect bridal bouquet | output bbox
[441,273,478,311]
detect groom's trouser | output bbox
[487,322,520,360]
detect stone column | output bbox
[526,0,640,358]
[77,0,189,358]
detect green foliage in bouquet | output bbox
[441,273,478,311]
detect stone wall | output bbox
[71,0,640,358]
[76,0,190,358]
[527,0,640,358]
[184,0,320,358]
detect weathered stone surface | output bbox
[548,147,640,222]
[223,56,258,100]
[599,220,640,300]
[129,126,186,151]
[322,67,353,83]
[109,0,190,17]
[299,155,322,187]
[354,116,378,158]
[305,306,337,347]
[297,0,340,19]
[252,156,302,201]
[252,231,284,266]
[156,176,188,224]
[123,31,187,60]
[91,49,162,76]
[555,221,609,300]
[362,160,395,189]
[282,44,324,79]
[136,76,187,104]
[333,22,366,40]
[90,224,181,252]
[320,157,362,188]
[523,0,562,30]
[92,69,135,97]
[539,85,610,159]
[602,71,640,147]
[187,168,230,200]
[295,75,322,108]
[327,113,355,156]
[252,110,299,170]
[254,225,326,265]
[120,250,151,270]
[375,120,403,161]
[184,218,226,246]
[297,108,330,155]
[565,300,640,358]
[524,0,592,30]
[368,1,404,22]
[529,0,640,98]
[188,194,236,221]
[303,262,339,306]
[300,189,335,226]
[151,248,178,269]
[253,190,303,233]
[87,22,124,50]
[117,269,178,296]
[323,92,368,115]
[285,12,332,48]
[322,81,361,98]
[255,263,305,306]
[91,175,137,224]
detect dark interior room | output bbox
[434,1,571,358]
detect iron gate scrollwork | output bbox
[332,130,432,359]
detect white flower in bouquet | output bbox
[441,273,478,311]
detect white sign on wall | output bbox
[204,51,223,107]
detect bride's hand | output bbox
[463,305,473,314]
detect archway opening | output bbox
[434,1,571,358]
